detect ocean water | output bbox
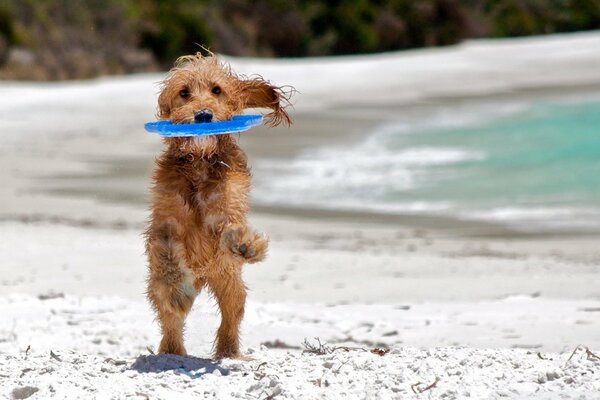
[253,96,600,232]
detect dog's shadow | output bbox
[130,353,229,379]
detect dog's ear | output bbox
[240,78,293,127]
[157,85,172,120]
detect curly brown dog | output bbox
[145,53,291,359]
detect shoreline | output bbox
[252,205,600,239]
[4,203,600,240]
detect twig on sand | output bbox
[254,362,268,371]
[50,350,62,362]
[566,344,600,365]
[146,346,155,355]
[254,362,268,380]
[25,345,31,355]
[411,377,440,394]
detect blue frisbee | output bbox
[144,114,264,137]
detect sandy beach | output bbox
[1,32,600,399]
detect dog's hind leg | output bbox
[148,277,198,356]
[146,224,200,356]
[208,271,247,359]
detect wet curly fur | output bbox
[145,52,292,359]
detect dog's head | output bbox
[158,53,292,127]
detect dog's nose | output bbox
[194,109,213,123]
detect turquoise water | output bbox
[394,100,600,214]
[255,97,600,231]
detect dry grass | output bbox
[411,377,440,394]
[302,337,390,357]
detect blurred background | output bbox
[1,0,600,79]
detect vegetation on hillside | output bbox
[0,0,599,80]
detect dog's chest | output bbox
[193,188,223,224]
[194,190,221,210]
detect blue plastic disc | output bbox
[144,115,263,137]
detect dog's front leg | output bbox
[219,224,268,264]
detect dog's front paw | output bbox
[221,225,268,264]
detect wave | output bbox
[253,123,485,209]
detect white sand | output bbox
[1,294,600,399]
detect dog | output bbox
[145,52,292,359]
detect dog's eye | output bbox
[211,86,222,95]
[180,89,190,98]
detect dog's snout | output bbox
[194,109,213,123]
